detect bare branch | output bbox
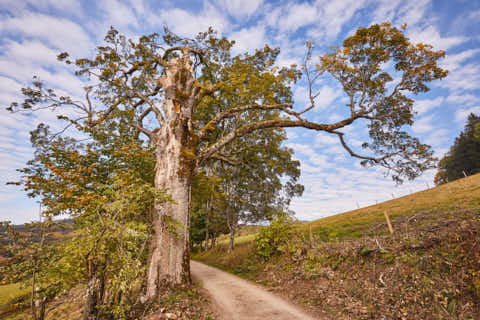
[134,91,165,123]
[332,131,388,164]
[134,121,156,142]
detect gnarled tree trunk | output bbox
[144,53,197,300]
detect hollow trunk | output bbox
[143,53,198,300]
[144,137,193,299]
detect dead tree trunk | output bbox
[144,52,197,300]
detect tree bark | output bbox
[204,229,209,252]
[204,199,210,252]
[228,228,235,251]
[227,210,236,252]
[84,259,102,320]
[144,137,193,299]
[144,54,196,300]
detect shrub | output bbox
[255,212,294,260]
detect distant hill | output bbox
[0,218,75,260]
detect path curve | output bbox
[191,260,316,320]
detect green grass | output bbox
[217,233,256,246]
[302,173,480,241]
[0,283,28,306]
[0,283,29,311]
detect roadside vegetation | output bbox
[193,173,480,319]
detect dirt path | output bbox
[190,260,317,320]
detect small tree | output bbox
[255,212,295,260]
[9,118,168,318]
[435,113,480,184]
[9,23,447,299]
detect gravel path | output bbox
[190,260,317,320]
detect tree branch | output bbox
[197,103,297,140]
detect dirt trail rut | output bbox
[190,260,316,320]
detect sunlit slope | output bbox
[302,173,480,240]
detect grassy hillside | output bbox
[194,174,480,319]
[302,173,480,241]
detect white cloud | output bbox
[2,39,60,67]
[128,0,147,16]
[437,63,480,92]
[408,25,467,51]
[412,115,434,133]
[286,130,298,140]
[314,85,342,109]
[395,0,431,27]
[294,84,341,112]
[315,132,338,146]
[1,0,84,17]
[229,24,266,54]
[455,106,480,122]
[441,48,480,71]
[446,93,480,106]
[277,2,319,33]
[216,0,263,20]
[371,0,403,24]
[414,96,444,115]
[0,13,93,56]
[424,128,448,147]
[99,0,139,29]
[307,0,368,41]
[371,0,431,28]
[153,2,230,37]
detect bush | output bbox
[255,212,294,260]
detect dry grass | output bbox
[0,283,29,309]
[258,209,480,319]
[302,173,480,241]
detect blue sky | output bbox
[0,0,479,224]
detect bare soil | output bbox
[191,260,317,320]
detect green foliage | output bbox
[255,212,295,260]
[3,111,170,317]
[435,113,480,185]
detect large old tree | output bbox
[9,23,447,300]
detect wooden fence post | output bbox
[309,224,313,247]
[383,211,394,234]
